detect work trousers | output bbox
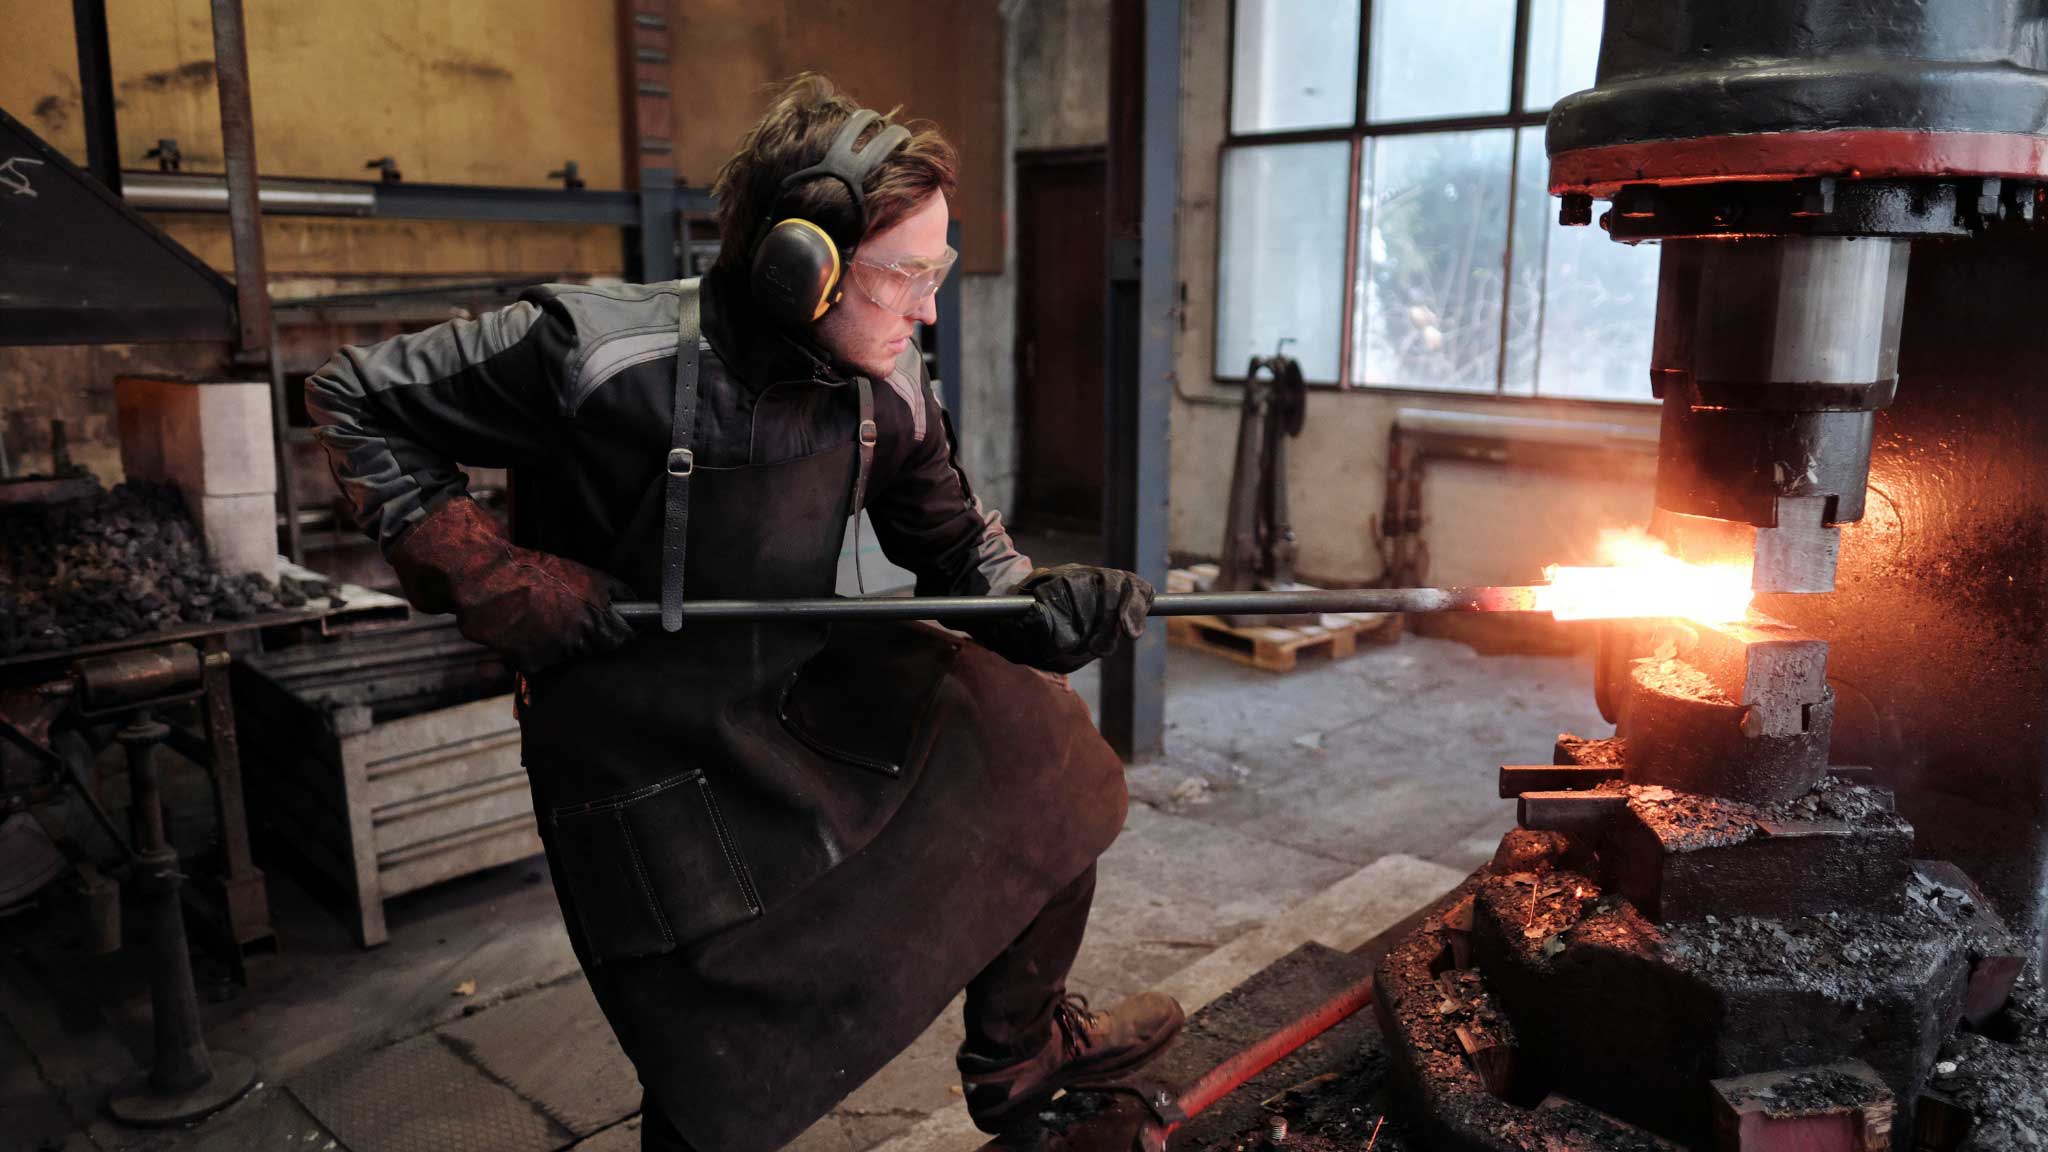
[640,863,1100,1151]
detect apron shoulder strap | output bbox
[848,374,878,594]
[852,375,877,513]
[661,279,704,632]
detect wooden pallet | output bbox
[1167,612,1389,672]
[1165,566,1394,673]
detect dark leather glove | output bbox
[970,564,1154,673]
[388,496,634,675]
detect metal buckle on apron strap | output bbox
[661,281,704,633]
[850,380,879,595]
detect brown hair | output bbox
[711,73,957,271]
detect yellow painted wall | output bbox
[7,0,624,185]
[4,0,627,279]
[157,214,625,279]
[6,1,1007,281]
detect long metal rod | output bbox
[121,171,717,223]
[616,586,1541,626]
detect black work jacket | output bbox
[305,266,1031,598]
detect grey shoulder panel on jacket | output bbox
[313,298,546,406]
[880,344,931,445]
[530,280,689,415]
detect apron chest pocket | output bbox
[548,771,762,958]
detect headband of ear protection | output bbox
[750,109,913,328]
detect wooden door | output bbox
[1015,150,1107,533]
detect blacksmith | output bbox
[305,74,1181,1151]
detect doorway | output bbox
[1014,148,1107,534]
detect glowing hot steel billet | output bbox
[1533,528,1754,625]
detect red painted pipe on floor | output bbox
[979,975,1380,1150]
[1167,974,1377,1130]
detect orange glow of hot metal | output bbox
[1534,528,1754,624]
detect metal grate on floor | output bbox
[289,1031,573,1152]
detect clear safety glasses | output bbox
[847,246,959,316]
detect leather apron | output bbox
[516,280,1129,1152]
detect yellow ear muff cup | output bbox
[751,218,844,328]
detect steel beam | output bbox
[619,0,679,280]
[207,0,300,562]
[937,219,965,419]
[208,0,269,354]
[205,0,268,352]
[1099,0,1178,761]
[635,171,679,280]
[70,0,119,195]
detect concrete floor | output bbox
[1,623,1608,1152]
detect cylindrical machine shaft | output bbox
[75,646,205,711]
[1645,236,1911,592]
[1548,0,2048,597]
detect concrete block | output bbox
[191,491,279,581]
[116,377,276,497]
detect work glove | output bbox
[971,564,1154,674]
[387,496,634,675]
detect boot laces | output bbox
[1052,993,1100,1060]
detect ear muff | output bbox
[749,108,912,328]
[752,218,844,326]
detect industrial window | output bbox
[1217,0,1657,401]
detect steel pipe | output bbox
[616,586,1543,627]
[121,172,377,215]
[121,170,716,224]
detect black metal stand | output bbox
[105,711,255,1127]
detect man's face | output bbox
[812,191,949,378]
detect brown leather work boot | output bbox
[957,991,1185,1133]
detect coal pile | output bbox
[1,480,341,656]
